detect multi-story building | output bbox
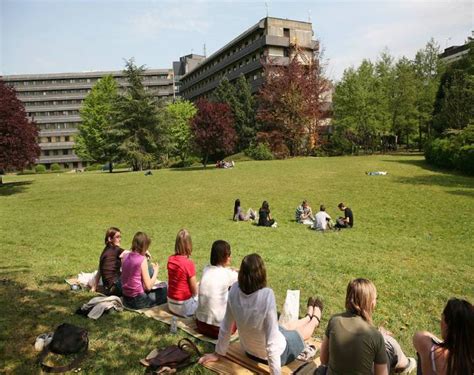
[2,69,175,169]
[178,17,318,100]
[439,31,473,64]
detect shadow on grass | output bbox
[0,276,211,374]
[0,180,33,196]
[170,166,218,172]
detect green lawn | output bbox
[1,154,473,374]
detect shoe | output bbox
[398,357,416,374]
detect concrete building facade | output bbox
[178,17,318,100]
[2,69,175,169]
[439,32,473,64]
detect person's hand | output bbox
[90,285,96,292]
[152,263,159,272]
[198,352,220,365]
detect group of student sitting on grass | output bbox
[92,226,473,374]
[233,198,354,231]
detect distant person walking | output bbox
[335,202,353,229]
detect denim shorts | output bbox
[279,326,305,365]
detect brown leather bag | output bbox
[143,338,201,374]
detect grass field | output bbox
[1,154,473,374]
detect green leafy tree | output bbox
[433,45,474,134]
[374,50,395,135]
[111,59,167,171]
[162,99,197,164]
[391,58,419,146]
[75,75,118,172]
[414,39,443,144]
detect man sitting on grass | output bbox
[335,202,354,229]
[313,205,333,231]
[295,200,314,225]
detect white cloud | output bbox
[130,1,211,38]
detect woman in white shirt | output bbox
[195,240,238,339]
[199,253,322,374]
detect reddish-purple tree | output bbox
[0,80,40,172]
[191,99,237,167]
[257,46,331,157]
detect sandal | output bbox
[312,297,324,324]
[306,297,316,318]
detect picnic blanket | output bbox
[128,303,239,345]
[203,337,321,374]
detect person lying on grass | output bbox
[91,227,124,295]
[199,253,322,374]
[320,278,416,375]
[413,297,473,375]
[233,199,256,222]
[167,229,199,317]
[195,240,238,339]
[121,232,167,309]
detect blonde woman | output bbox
[320,278,416,375]
[167,229,198,317]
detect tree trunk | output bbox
[108,161,113,173]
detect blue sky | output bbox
[1,0,472,80]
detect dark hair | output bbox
[233,199,241,219]
[261,201,269,211]
[238,253,267,295]
[439,298,474,375]
[210,240,231,266]
[105,227,121,245]
[175,228,192,256]
[131,232,151,255]
[320,205,326,211]
[338,202,344,209]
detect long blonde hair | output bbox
[345,278,377,324]
[175,229,192,256]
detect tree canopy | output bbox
[0,80,40,171]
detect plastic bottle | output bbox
[170,316,177,334]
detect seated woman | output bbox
[91,227,124,295]
[258,201,276,227]
[295,200,314,225]
[233,199,256,221]
[121,232,167,309]
[413,298,473,375]
[167,229,198,317]
[195,240,238,339]
[320,278,416,375]
[199,253,322,374]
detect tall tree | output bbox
[374,50,395,135]
[0,80,40,175]
[191,99,237,167]
[257,47,330,157]
[414,39,443,144]
[75,75,118,172]
[433,45,474,134]
[234,75,256,150]
[110,59,167,171]
[391,57,419,146]
[161,99,197,165]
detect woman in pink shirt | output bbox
[167,229,198,317]
[121,232,167,309]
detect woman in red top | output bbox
[167,229,198,317]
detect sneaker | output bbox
[398,357,416,374]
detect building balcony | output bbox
[39,141,75,150]
[33,116,82,123]
[37,155,81,164]
[39,129,78,137]
[25,104,82,112]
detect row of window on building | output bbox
[41,149,73,156]
[28,110,80,117]
[17,88,91,96]
[39,135,73,143]
[39,122,79,130]
[25,99,83,107]
[9,74,170,87]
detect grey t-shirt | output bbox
[325,311,387,375]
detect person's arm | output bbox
[91,270,101,292]
[189,275,198,297]
[413,331,438,375]
[374,363,389,375]
[141,259,158,291]
[264,294,282,374]
[320,335,329,365]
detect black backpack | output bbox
[38,323,89,373]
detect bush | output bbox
[35,165,46,173]
[456,145,474,175]
[18,169,36,175]
[85,163,102,171]
[51,163,61,171]
[245,143,274,160]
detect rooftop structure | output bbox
[439,31,473,64]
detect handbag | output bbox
[142,338,201,374]
[38,323,89,373]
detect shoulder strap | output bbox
[178,338,201,357]
[38,341,88,373]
